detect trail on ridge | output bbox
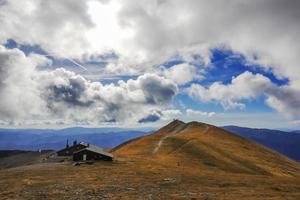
[152,123,186,154]
[153,123,209,154]
[170,124,210,154]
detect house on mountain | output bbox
[57,140,113,161]
[57,140,87,156]
[73,145,113,161]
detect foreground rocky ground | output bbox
[0,158,300,200]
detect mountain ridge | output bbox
[114,120,300,177]
[1,121,300,199]
[223,125,300,162]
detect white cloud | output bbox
[161,109,182,120]
[289,120,300,126]
[1,0,300,125]
[162,63,202,85]
[1,0,300,84]
[0,46,51,121]
[109,0,300,87]
[187,71,300,121]
[137,109,182,123]
[0,0,95,58]
[186,109,215,117]
[0,45,178,125]
[265,86,300,120]
[187,71,272,110]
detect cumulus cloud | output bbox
[124,73,178,105]
[1,0,300,82]
[0,46,47,121]
[187,71,300,121]
[162,63,202,85]
[104,0,300,85]
[0,0,95,58]
[265,87,300,120]
[1,0,300,125]
[160,109,182,120]
[187,71,272,109]
[138,113,160,123]
[138,109,182,123]
[186,109,215,117]
[42,71,177,124]
[0,45,178,125]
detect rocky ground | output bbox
[0,158,300,200]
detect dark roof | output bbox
[57,142,88,153]
[74,145,113,158]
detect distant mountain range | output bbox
[0,125,299,163]
[0,127,152,151]
[291,130,300,134]
[223,126,300,162]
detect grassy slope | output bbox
[113,120,300,177]
[1,120,300,199]
[1,160,300,199]
[0,150,54,169]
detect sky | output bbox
[0,0,300,129]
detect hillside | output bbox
[223,126,300,162]
[0,150,54,169]
[114,120,300,177]
[292,130,300,134]
[1,120,300,199]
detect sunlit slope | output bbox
[113,120,300,177]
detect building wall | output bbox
[73,150,113,161]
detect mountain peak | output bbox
[167,119,185,126]
[113,121,300,177]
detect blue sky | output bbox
[175,49,283,112]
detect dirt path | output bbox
[153,123,210,154]
[153,135,171,154]
[202,124,210,133]
[169,124,210,154]
[152,123,186,154]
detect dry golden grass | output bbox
[114,120,300,177]
[1,159,300,200]
[1,120,300,200]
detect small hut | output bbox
[57,140,113,161]
[73,145,113,161]
[56,141,88,156]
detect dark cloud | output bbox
[138,113,160,123]
[47,80,93,107]
[105,118,116,123]
[139,74,178,104]
[39,71,178,124]
[266,86,300,120]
